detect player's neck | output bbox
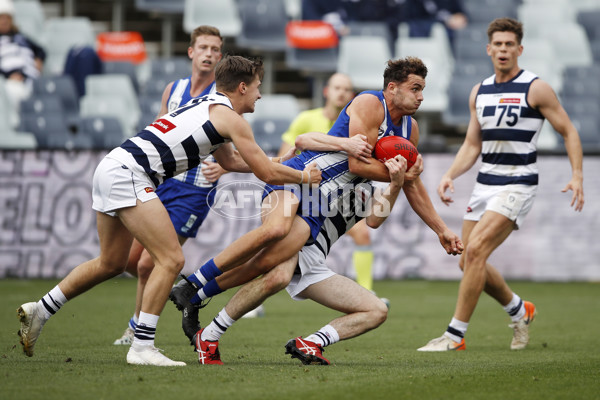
[494,66,521,83]
[189,70,216,97]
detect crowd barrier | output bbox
[1,150,598,281]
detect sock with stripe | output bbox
[133,312,159,347]
[444,317,469,343]
[201,309,236,342]
[38,285,67,320]
[191,279,223,305]
[128,314,138,331]
[188,258,223,288]
[503,293,525,322]
[353,247,374,291]
[304,324,340,348]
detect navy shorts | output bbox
[156,178,216,238]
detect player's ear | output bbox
[187,46,194,59]
[239,82,247,94]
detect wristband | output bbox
[298,170,304,184]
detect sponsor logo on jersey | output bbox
[151,118,176,133]
[499,98,520,104]
[144,187,154,193]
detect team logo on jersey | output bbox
[466,206,473,213]
[151,118,176,133]
[144,187,154,193]
[499,98,520,104]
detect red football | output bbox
[374,136,418,169]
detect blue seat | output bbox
[21,114,70,148]
[32,76,80,124]
[236,0,288,52]
[251,118,292,155]
[442,75,475,127]
[79,116,126,149]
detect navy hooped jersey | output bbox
[107,93,233,187]
[475,70,544,188]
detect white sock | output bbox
[503,293,525,322]
[133,312,159,347]
[304,324,340,348]
[38,285,67,320]
[444,318,469,343]
[201,309,236,342]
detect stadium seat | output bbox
[517,3,575,26]
[183,0,241,36]
[135,0,185,13]
[577,9,600,41]
[20,95,64,116]
[571,115,600,151]
[337,36,391,91]
[103,61,140,94]
[32,75,80,125]
[441,75,475,128]
[41,17,96,76]
[395,33,454,112]
[348,21,394,54]
[13,0,45,39]
[452,60,493,80]
[453,24,490,62]
[248,94,300,125]
[463,0,518,24]
[20,114,70,148]
[236,0,288,52]
[78,116,126,149]
[252,118,292,154]
[150,57,191,78]
[527,24,593,69]
[80,95,137,137]
[83,74,141,135]
[140,72,180,96]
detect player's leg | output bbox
[113,238,145,345]
[188,189,300,290]
[172,216,311,340]
[118,198,186,366]
[18,211,134,357]
[418,212,514,352]
[346,220,374,291]
[194,255,299,365]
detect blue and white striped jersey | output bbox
[168,77,218,188]
[475,70,544,189]
[106,93,232,187]
[295,90,412,209]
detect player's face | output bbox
[243,75,262,113]
[0,14,12,34]
[325,74,354,109]
[487,31,523,74]
[389,74,425,115]
[189,34,223,74]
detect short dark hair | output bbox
[190,25,222,48]
[383,57,428,89]
[487,18,524,44]
[215,55,264,92]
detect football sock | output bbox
[353,247,374,291]
[444,318,469,343]
[128,315,138,331]
[503,293,525,322]
[201,309,235,342]
[38,285,67,320]
[191,279,223,305]
[189,258,222,287]
[305,324,340,348]
[133,312,159,347]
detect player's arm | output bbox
[295,132,373,163]
[437,83,483,205]
[346,94,393,181]
[157,82,175,118]
[365,156,406,228]
[529,79,584,211]
[210,105,321,185]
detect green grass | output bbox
[1,279,599,400]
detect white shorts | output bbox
[286,244,336,301]
[92,156,158,217]
[464,183,536,229]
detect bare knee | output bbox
[154,251,185,276]
[464,239,487,271]
[259,224,290,244]
[136,252,155,282]
[369,300,388,328]
[262,268,292,295]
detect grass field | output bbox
[1,278,599,400]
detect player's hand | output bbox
[201,160,227,183]
[404,154,423,181]
[343,134,373,163]
[385,155,407,188]
[303,161,322,186]
[561,175,584,212]
[279,145,298,163]
[437,175,454,206]
[439,229,464,255]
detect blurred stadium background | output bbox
[1,0,599,281]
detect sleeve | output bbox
[280,112,310,146]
